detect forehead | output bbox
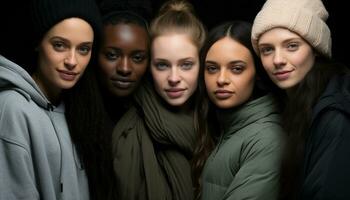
[151,33,198,59]
[207,37,251,58]
[103,23,148,44]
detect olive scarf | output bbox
[112,82,196,200]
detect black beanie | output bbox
[30,0,102,45]
[99,0,153,24]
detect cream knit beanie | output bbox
[251,0,332,58]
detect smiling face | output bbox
[258,27,316,90]
[98,23,149,97]
[151,33,200,107]
[33,17,94,102]
[205,37,256,109]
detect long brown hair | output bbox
[279,57,349,200]
[192,20,277,199]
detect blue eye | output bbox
[154,62,168,70]
[52,41,66,51]
[260,46,273,55]
[181,61,193,70]
[78,45,91,55]
[287,43,299,51]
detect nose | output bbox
[168,67,181,86]
[217,69,230,86]
[273,49,286,68]
[64,50,78,70]
[117,56,132,76]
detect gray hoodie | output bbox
[0,55,89,200]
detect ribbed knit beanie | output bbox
[251,0,332,58]
[30,0,102,45]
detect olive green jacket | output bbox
[202,94,286,200]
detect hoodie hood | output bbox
[0,55,49,109]
[312,74,350,121]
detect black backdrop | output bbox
[1,0,348,66]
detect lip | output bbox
[165,88,186,99]
[57,69,79,81]
[111,78,135,89]
[214,89,234,99]
[273,70,293,81]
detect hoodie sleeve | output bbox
[301,109,350,200]
[0,92,39,199]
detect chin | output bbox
[166,98,187,107]
[113,90,132,98]
[59,82,76,90]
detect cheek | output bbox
[151,72,164,90]
[296,53,315,74]
[236,72,255,97]
[79,55,91,71]
[98,58,116,76]
[81,54,91,68]
[261,58,273,72]
[134,63,148,78]
[185,70,199,90]
[204,73,215,91]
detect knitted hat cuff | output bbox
[251,0,332,58]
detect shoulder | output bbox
[243,115,286,146]
[0,90,32,114]
[310,109,349,144]
[0,90,44,147]
[239,123,286,161]
[0,89,40,116]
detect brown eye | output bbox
[230,66,244,74]
[105,50,121,61]
[132,53,146,63]
[205,64,219,74]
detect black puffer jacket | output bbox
[301,74,350,200]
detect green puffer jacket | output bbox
[202,94,286,200]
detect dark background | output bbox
[1,0,348,66]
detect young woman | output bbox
[0,0,106,199]
[111,0,206,199]
[192,21,285,200]
[252,0,350,199]
[98,0,152,128]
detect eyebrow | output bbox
[205,60,245,65]
[153,58,167,61]
[205,60,217,65]
[105,46,147,53]
[178,57,195,62]
[50,36,93,45]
